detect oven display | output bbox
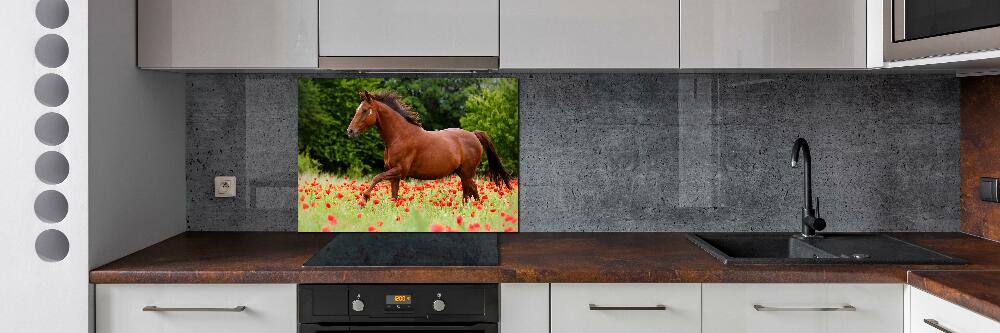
[385,295,414,311]
[386,295,412,304]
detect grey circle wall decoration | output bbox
[36,0,69,29]
[35,151,70,184]
[34,73,69,107]
[34,190,68,223]
[35,229,70,262]
[35,112,69,145]
[35,34,69,68]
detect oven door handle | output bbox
[347,323,497,331]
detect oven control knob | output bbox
[351,299,365,312]
[432,299,446,312]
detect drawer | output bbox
[96,284,296,333]
[910,287,1000,333]
[551,283,701,333]
[702,283,903,333]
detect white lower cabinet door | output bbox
[910,287,1000,333]
[702,283,904,333]
[96,284,297,333]
[500,283,549,333]
[550,283,701,333]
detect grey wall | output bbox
[186,73,960,232]
[89,0,186,269]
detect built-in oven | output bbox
[884,0,1000,61]
[298,284,498,333]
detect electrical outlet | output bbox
[215,176,236,198]
[980,177,999,202]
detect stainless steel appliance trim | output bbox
[142,305,247,312]
[753,304,856,312]
[892,0,905,41]
[318,56,498,71]
[923,319,955,333]
[588,304,667,311]
[884,0,1000,61]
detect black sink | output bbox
[687,233,966,265]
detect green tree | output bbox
[298,78,385,176]
[460,79,519,175]
[381,78,485,130]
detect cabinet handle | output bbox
[753,304,856,312]
[142,306,247,312]
[923,319,955,333]
[588,304,667,311]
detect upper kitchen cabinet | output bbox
[500,0,680,69]
[138,0,318,69]
[681,0,876,69]
[318,0,500,70]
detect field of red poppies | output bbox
[298,174,518,232]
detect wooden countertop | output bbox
[91,232,1000,284]
[908,270,1000,323]
[89,232,1000,321]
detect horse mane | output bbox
[371,91,421,126]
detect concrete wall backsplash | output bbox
[186,73,960,232]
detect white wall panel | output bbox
[0,0,89,331]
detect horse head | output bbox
[347,90,380,138]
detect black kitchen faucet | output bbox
[791,138,826,238]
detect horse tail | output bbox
[474,131,512,190]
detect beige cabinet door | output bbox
[138,0,318,68]
[551,283,701,333]
[681,0,869,68]
[501,0,680,69]
[96,284,297,333]
[319,0,499,57]
[910,287,1000,333]
[702,283,904,333]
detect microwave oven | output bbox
[884,0,1000,62]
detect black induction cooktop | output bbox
[303,233,499,267]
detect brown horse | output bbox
[346,90,512,204]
